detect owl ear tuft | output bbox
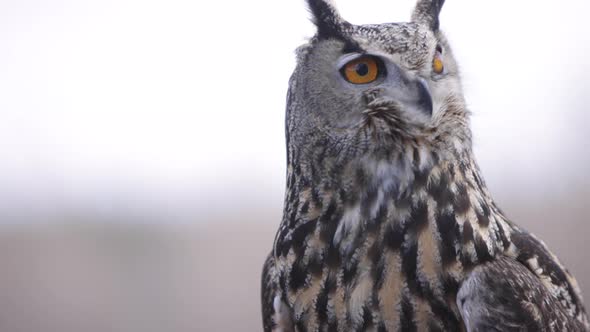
[306,0,349,39]
[412,0,445,31]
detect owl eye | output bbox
[340,56,383,84]
[433,47,444,74]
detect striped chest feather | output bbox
[272,157,511,331]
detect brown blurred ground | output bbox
[0,192,588,332]
[0,221,275,332]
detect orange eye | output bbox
[341,56,381,84]
[433,49,444,74]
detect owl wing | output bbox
[261,253,295,332]
[457,254,587,332]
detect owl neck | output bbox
[276,137,513,271]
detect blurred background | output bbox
[1,0,589,331]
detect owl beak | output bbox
[414,78,433,116]
[364,77,433,119]
[392,76,433,118]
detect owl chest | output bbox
[281,235,465,331]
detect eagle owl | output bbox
[261,0,589,331]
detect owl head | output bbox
[287,0,470,176]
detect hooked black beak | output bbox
[362,73,433,120]
[415,78,433,116]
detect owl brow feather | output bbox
[341,42,366,55]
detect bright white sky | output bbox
[1,0,589,222]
